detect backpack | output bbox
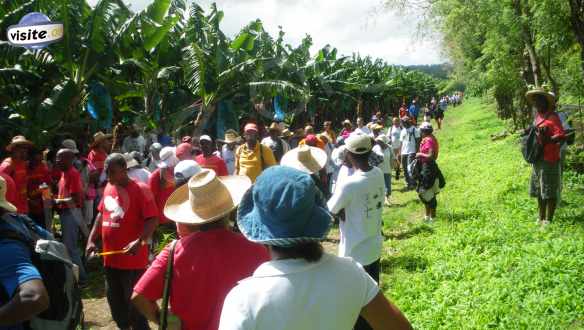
[0,214,83,330]
[521,113,551,164]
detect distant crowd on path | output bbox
[0,93,462,330]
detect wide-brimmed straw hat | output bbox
[0,176,17,213]
[526,88,556,109]
[237,166,332,246]
[222,129,241,144]
[6,135,33,152]
[90,132,112,147]
[164,169,251,224]
[281,145,327,174]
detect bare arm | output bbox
[0,279,49,326]
[85,213,102,257]
[360,292,412,330]
[124,216,158,255]
[131,292,160,325]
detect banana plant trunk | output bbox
[193,103,217,137]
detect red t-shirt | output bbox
[148,168,175,224]
[98,180,158,269]
[195,154,228,176]
[88,148,108,173]
[535,112,565,163]
[0,171,17,208]
[27,162,52,216]
[57,167,83,209]
[133,228,270,330]
[419,136,439,163]
[0,158,29,213]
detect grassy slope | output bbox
[380,99,584,329]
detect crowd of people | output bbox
[1,95,458,330]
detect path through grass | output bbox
[380,99,584,329]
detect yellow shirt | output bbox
[235,143,277,182]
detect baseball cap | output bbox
[200,135,213,143]
[345,133,372,154]
[244,123,258,133]
[158,147,179,169]
[174,160,202,187]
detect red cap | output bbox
[175,143,193,159]
[305,134,318,146]
[181,136,193,143]
[244,123,258,133]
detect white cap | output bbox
[174,160,202,184]
[345,133,372,154]
[200,135,213,142]
[158,147,179,169]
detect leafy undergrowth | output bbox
[380,99,584,329]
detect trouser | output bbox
[354,259,381,330]
[83,199,94,229]
[105,267,150,330]
[401,153,416,188]
[383,173,392,197]
[60,208,87,282]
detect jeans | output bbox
[401,153,416,188]
[383,173,392,197]
[60,208,87,282]
[354,259,381,330]
[105,267,150,330]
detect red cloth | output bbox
[27,162,51,216]
[419,135,439,163]
[176,143,193,160]
[57,167,83,209]
[133,228,270,330]
[98,180,158,269]
[88,148,108,173]
[399,106,408,119]
[195,154,228,176]
[0,158,29,213]
[148,168,175,224]
[535,112,565,163]
[0,171,16,208]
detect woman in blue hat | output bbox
[219,166,411,330]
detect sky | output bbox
[89,0,444,65]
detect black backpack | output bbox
[0,214,83,330]
[521,126,543,164]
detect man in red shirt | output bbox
[195,135,228,176]
[131,169,269,330]
[86,153,158,330]
[149,146,178,225]
[88,131,112,179]
[0,135,33,214]
[55,148,88,283]
[526,89,566,226]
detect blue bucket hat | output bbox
[237,166,332,246]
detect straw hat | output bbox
[281,129,293,138]
[268,122,281,133]
[223,129,241,144]
[164,169,251,224]
[526,88,555,109]
[342,119,352,127]
[0,176,17,213]
[6,135,33,152]
[281,145,327,174]
[91,132,112,147]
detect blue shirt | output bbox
[408,104,419,118]
[0,214,51,330]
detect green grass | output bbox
[380,99,584,329]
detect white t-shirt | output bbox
[128,168,151,184]
[372,145,393,174]
[400,127,420,155]
[122,135,147,154]
[327,167,385,265]
[389,126,402,150]
[353,126,372,136]
[221,144,237,175]
[219,254,379,330]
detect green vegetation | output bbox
[381,99,584,328]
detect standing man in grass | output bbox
[526,89,565,226]
[327,133,385,330]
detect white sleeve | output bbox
[327,182,350,214]
[218,286,254,330]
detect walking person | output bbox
[148,146,179,225]
[132,169,269,329]
[220,130,241,175]
[389,117,402,180]
[436,97,447,130]
[339,120,353,141]
[261,123,290,163]
[327,134,386,330]
[26,147,52,229]
[408,99,420,125]
[415,123,442,222]
[220,166,411,330]
[0,136,34,214]
[55,149,88,284]
[373,135,393,206]
[235,123,277,182]
[526,89,566,226]
[86,153,159,330]
[400,117,420,190]
[196,135,228,176]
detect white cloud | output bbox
[88,0,444,65]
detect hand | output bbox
[85,241,97,258]
[123,238,143,255]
